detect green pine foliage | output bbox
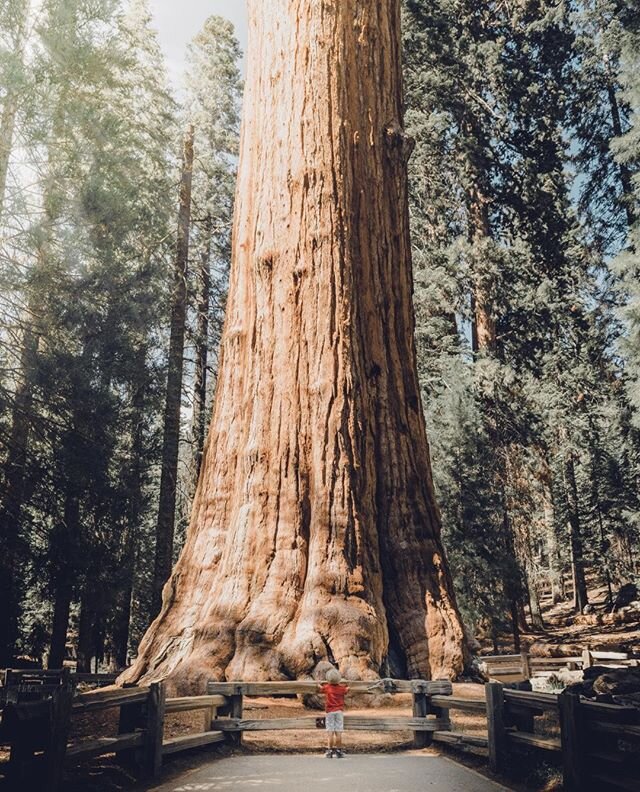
[405,0,640,645]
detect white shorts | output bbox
[325,711,344,732]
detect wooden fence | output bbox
[206,679,456,748]
[0,679,227,789]
[479,649,637,683]
[1,676,639,790]
[205,679,640,791]
[0,668,118,707]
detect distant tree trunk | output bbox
[462,113,496,355]
[192,213,212,480]
[509,601,521,653]
[468,189,496,353]
[542,479,564,603]
[109,347,148,669]
[76,594,95,673]
[47,491,79,669]
[604,74,635,228]
[151,125,194,617]
[121,0,468,692]
[48,581,72,669]
[521,517,545,630]
[527,571,545,631]
[0,0,29,221]
[564,454,589,613]
[0,326,38,666]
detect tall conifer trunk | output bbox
[0,327,38,665]
[151,125,195,616]
[47,490,79,669]
[564,454,589,613]
[122,0,467,692]
[192,213,212,480]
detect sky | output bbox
[148,1,249,90]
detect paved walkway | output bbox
[152,753,511,791]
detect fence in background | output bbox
[479,649,637,683]
[0,668,118,708]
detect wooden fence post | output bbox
[46,668,74,792]
[486,682,508,774]
[229,689,243,747]
[117,684,145,766]
[520,651,531,680]
[204,705,216,733]
[142,681,166,778]
[412,683,430,748]
[5,669,17,704]
[559,690,587,792]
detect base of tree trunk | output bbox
[120,582,467,695]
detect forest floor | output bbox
[481,580,640,656]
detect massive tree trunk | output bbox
[122,0,468,693]
[151,125,194,617]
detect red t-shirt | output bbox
[320,682,349,713]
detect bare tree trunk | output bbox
[468,188,496,353]
[109,347,148,669]
[151,126,194,617]
[48,491,79,669]
[605,76,635,228]
[564,455,589,613]
[542,480,564,604]
[48,581,72,669]
[121,0,468,692]
[192,213,212,480]
[76,594,95,673]
[0,326,38,666]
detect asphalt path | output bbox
[151,753,512,791]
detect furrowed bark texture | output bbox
[123,0,467,693]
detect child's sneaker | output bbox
[335,749,345,758]
[325,749,334,758]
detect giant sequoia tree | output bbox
[121,0,467,691]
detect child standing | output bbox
[318,668,349,758]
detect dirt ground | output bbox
[481,580,640,657]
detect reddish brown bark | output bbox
[122,0,468,693]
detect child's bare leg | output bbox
[336,732,342,749]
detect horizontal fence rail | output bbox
[206,679,452,696]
